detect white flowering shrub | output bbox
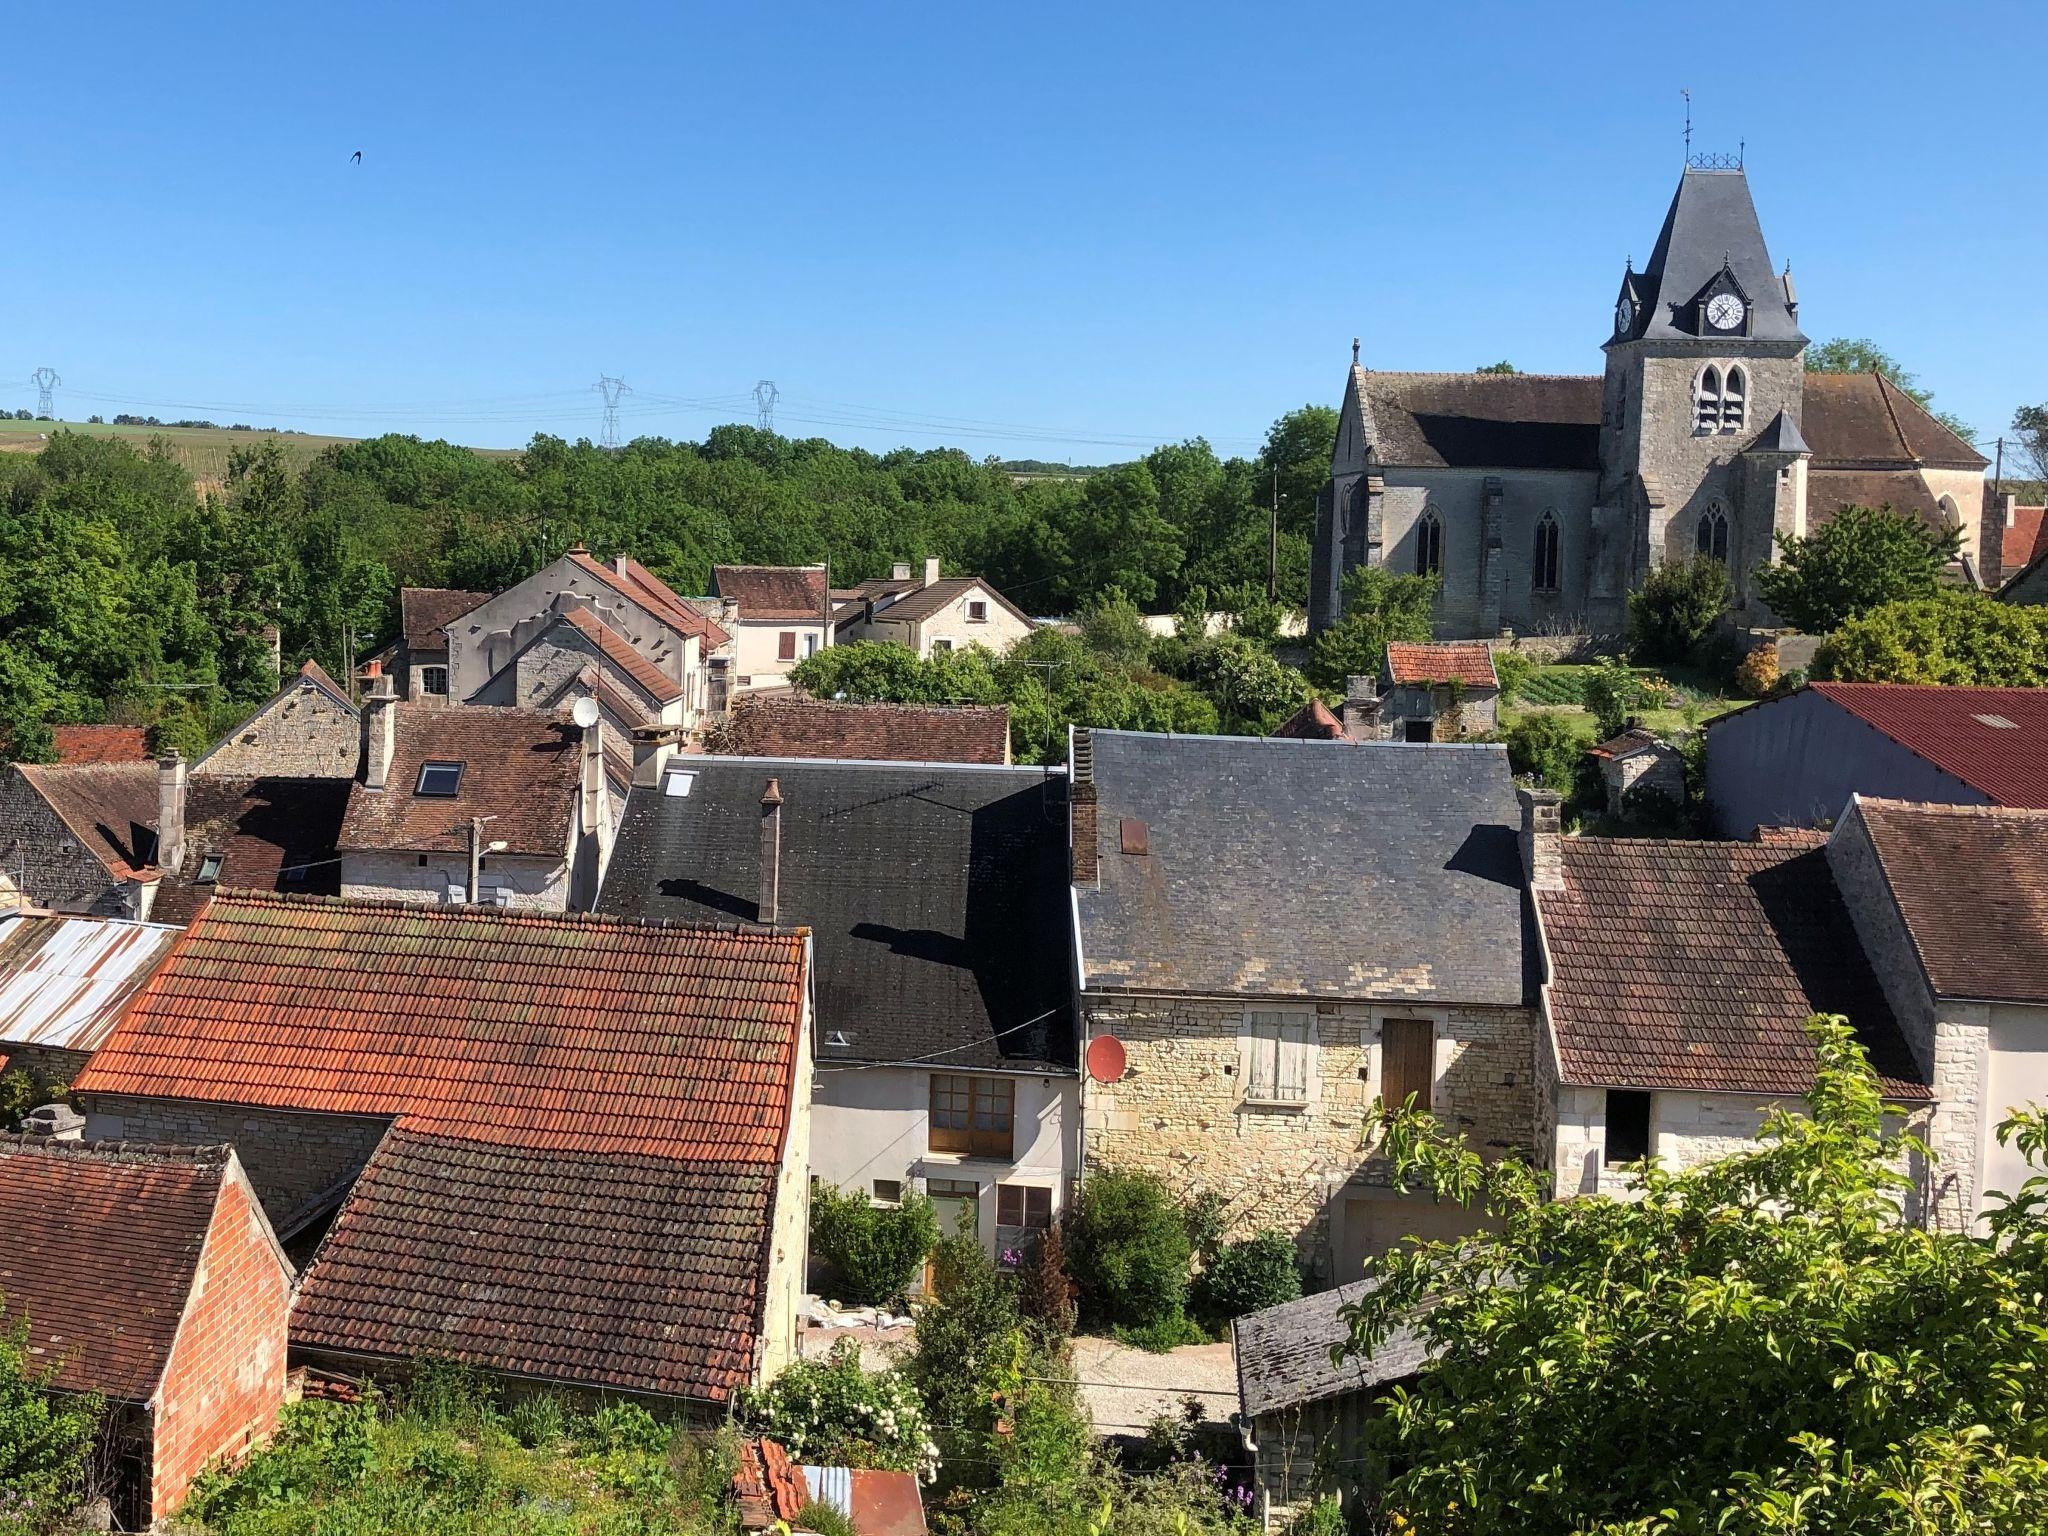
[736,1339,939,1481]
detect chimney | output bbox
[1340,675,1382,742]
[759,778,783,924]
[891,562,912,582]
[1517,786,1564,893]
[581,716,604,835]
[156,750,188,873]
[1070,729,1099,884]
[361,664,398,790]
[923,555,942,588]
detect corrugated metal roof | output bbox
[0,913,182,1053]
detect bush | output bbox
[1626,555,1729,664]
[1192,1231,1303,1327]
[1111,1312,1211,1352]
[1079,588,1153,669]
[796,1501,859,1536]
[0,1315,104,1534]
[1064,1169,1193,1334]
[1582,656,1641,737]
[1016,1225,1078,1347]
[1755,502,1960,633]
[909,1233,1024,1470]
[1491,648,1535,704]
[1505,713,1586,792]
[810,1183,939,1307]
[1814,590,2048,685]
[1287,1495,1349,1535]
[1733,643,1780,699]
[1309,566,1438,689]
[737,1338,936,1478]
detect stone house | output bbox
[336,679,610,910]
[0,1138,292,1528]
[0,911,182,1086]
[711,566,833,695]
[834,559,1036,658]
[0,760,163,916]
[714,694,1012,765]
[599,755,1074,1263]
[1376,641,1500,741]
[1070,728,1537,1286]
[195,660,360,779]
[372,587,491,704]
[1703,683,2048,837]
[1587,728,1685,816]
[1992,494,2046,590]
[1531,827,1933,1200]
[73,890,815,1405]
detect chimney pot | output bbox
[891,562,911,582]
[362,680,398,791]
[1517,786,1564,894]
[759,778,783,924]
[156,750,188,873]
[1340,676,1383,742]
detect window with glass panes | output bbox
[928,1074,1016,1158]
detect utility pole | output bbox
[753,380,779,433]
[593,376,630,450]
[29,367,58,418]
[1268,467,1280,602]
[468,816,497,905]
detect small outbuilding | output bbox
[1587,728,1685,817]
[1377,642,1500,741]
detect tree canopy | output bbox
[1755,503,1962,634]
[1813,590,2048,686]
[1343,1016,2048,1535]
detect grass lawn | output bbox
[1502,662,1746,739]
[0,417,518,489]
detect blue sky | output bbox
[10,1,2042,463]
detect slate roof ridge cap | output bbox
[1088,726,1509,751]
[686,752,1043,775]
[1858,796,2048,821]
[1361,368,1602,383]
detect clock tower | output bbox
[1600,163,1807,601]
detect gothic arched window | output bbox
[1937,493,1962,529]
[1696,503,1731,563]
[1532,511,1561,593]
[1720,366,1747,433]
[1693,365,1722,433]
[1415,509,1443,576]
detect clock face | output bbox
[1616,296,1635,335]
[1706,293,1745,331]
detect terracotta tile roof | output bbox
[339,706,581,856]
[2003,506,2048,574]
[399,588,489,651]
[0,1138,231,1400]
[1541,837,1927,1098]
[1807,683,2048,808]
[1801,372,1987,470]
[1807,469,1945,531]
[1853,799,2048,1004]
[1271,698,1344,740]
[292,1131,781,1401]
[151,777,350,925]
[851,576,1034,630]
[567,549,729,650]
[713,566,830,623]
[75,891,808,1159]
[719,695,1010,764]
[734,1439,812,1526]
[52,725,151,765]
[14,762,159,882]
[1384,641,1498,689]
[558,606,686,706]
[1588,727,1665,760]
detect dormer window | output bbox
[416,761,464,796]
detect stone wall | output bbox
[754,993,815,1384]
[340,851,572,912]
[82,1096,391,1237]
[1079,992,1535,1281]
[196,676,359,779]
[0,769,135,915]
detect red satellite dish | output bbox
[1086,1034,1127,1084]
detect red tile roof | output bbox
[338,706,582,856]
[557,607,685,706]
[1541,837,1927,1099]
[1801,372,1987,470]
[399,588,489,651]
[567,549,729,650]
[1852,799,2048,1004]
[1271,699,1345,741]
[1807,683,2048,808]
[713,566,830,623]
[77,892,807,1157]
[150,777,350,925]
[719,695,1010,764]
[734,1439,811,1527]
[2003,506,2048,575]
[0,1139,235,1400]
[1384,641,1498,689]
[52,726,152,765]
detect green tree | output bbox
[1309,565,1439,689]
[1475,361,1518,375]
[1504,712,1588,792]
[1626,555,1729,664]
[1063,1168,1194,1335]
[1342,1016,2048,1534]
[1806,338,1975,444]
[808,1183,940,1307]
[1059,462,1181,608]
[1755,503,1961,633]
[0,1310,104,1534]
[1077,588,1152,669]
[1179,634,1314,733]
[2011,402,2048,485]
[1582,656,1642,738]
[1814,590,2048,685]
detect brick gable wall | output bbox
[149,1172,290,1521]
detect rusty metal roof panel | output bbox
[0,913,183,1053]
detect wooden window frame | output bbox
[1243,1007,1315,1107]
[1380,1018,1436,1117]
[928,1073,1016,1159]
[996,1184,1052,1231]
[967,599,989,624]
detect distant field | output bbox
[0,418,517,489]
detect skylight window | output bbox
[196,852,224,884]
[416,761,464,796]
[663,768,696,798]
[1973,714,2019,730]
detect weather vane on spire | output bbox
[1683,88,1692,160]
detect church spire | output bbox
[1626,165,1804,345]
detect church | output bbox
[1310,162,1989,638]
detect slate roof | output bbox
[151,776,350,925]
[1540,837,1927,1099]
[567,548,730,649]
[1806,683,2048,808]
[1271,698,1344,741]
[52,725,151,765]
[1625,168,1803,344]
[400,588,489,651]
[719,696,1010,765]
[292,1130,779,1401]
[13,762,160,882]
[1802,372,1986,469]
[1353,368,1603,471]
[713,565,830,622]
[598,758,1073,1071]
[557,606,686,706]
[1234,1277,1427,1418]
[1076,732,1527,1004]
[0,913,182,1053]
[1384,641,1498,689]
[1751,408,1810,456]
[1852,799,2048,1005]
[338,706,582,856]
[0,1138,234,1401]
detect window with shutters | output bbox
[1380,1019,1435,1116]
[928,1074,1016,1158]
[777,631,797,661]
[1243,1008,1314,1106]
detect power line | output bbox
[592,375,630,450]
[753,380,779,432]
[29,366,59,417]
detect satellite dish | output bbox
[1085,1034,1127,1085]
[570,696,602,729]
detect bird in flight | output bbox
[350,150,362,164]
